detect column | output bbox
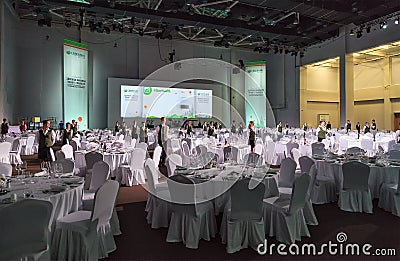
[345,54,355,126]
[383,57,391,130]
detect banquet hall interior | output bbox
[1,0,400,260]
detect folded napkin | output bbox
[34,171,48,177]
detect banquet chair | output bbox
[230,146,239,163]
[254,143,263,155]
[82,160,111,207]
[51,180,119,260]
[278,157,297,188]
[136,142,148,151]
[392,143,400,151]
[9,138,23,165]
[291,148,301,169]
[243,152,262,168]
[153,145,162,169]
[0,162,12,177]
[121,148,147,186]
[69,139,79,152]
[338,161,372,213]
[144,159,171,228]
[388,150,400,160]
[388,140,396,151]
[21,136,35,155]
[277,165,319,225]
[299,156,315,174]
[0,141,11,163]
[360,139,374,156]
[171,139,182,154]
[181,141,191,166]
[195,144,208,157]
[56,150,66,160]
[220,178,265,253]
[61,144,74,160]
[264,141,277,165]
[263,174,311,244]
[0,199,53,261]
[182,138,192,149]
[52,159,75,173]
[311,142,325,156]
[131,138,137,147]
[166,175,217,249]
[378,169,400,217]
[223,146,232,162]
[286,142,299,158]
[111,141,124,149]
[346,147,364,155]
[166,154,183,177]
[85,151,103,189]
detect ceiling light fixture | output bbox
[380,21,388,29]
[356,30,362,38]
[349,29,355,36]
[395,17,399,25]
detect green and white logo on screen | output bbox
[143,87,153,95]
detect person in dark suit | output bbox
[248,121,256,152]
[356,122,361,134]
[62,122,73,145]
[326,121,332,130]
[35,120,56,162]
[1,118,9,137]
[157,117,169,166]
[345,120,351,133]
[186,121,193,137]
[208,121,215,137]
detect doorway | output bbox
[394,113,400,132]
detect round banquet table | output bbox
[315,160,399,198]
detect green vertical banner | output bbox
[63,39,88,130]
[245,61,267,128]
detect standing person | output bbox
[208,121,215,137]
[326,121,332,130]
[303,123,308,131]
[285,122,289,129]
[121,121,127,136]
[248,121,256,153]
[202,121,208,131]
[1,118,9,137]
[345,120,351,133]
[371,119,377,140]
[62,122,73,145]
[238,122,244,135]
[35,120,56,162]
[139,122,148,143]
[114,121,120,134]
[157,117,169,166]
[231,120,237,133]
[363,122,370,134]
[317,121,327,142]
[19,120,27,133]
[71,119,78,135]
[132,120,139,139]
[277,121,283,133]
[356,122,361,134]
[186,121,192,137]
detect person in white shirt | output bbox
[35,119,56,162]
[156,117,169,166]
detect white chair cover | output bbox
[52,180,119,260]
[220,178,265,253]
[52,159,75,173]
[263,174,311,244]
[254,143,263,155]
[152,145,162,169]
[291,148,301,169]
[346,147,364,154]
[243,152,262,168]
[144,159,171,228]
[84,151,103,189]
[299,156,315,174]
[21,136,35,155]
[286,142,299,158]
[338,161,372,213]
[56,150,66,160]
[83,160,111,210]
[278,158,297,188]
[120,148,146,186]
[9,139,22,165]
[61,144,74,160]
[136,142,148,151]
[166,154,182,177]
[0,162,12,177]
[0,142,11,163]
[69,139,79,151]
[166,175,217,249]
[0,199,53,260]
[378,170,400,217]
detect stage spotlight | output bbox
[130,17,135,25]
[114,42,117,48]
[238,59,244,68]
[279,48,283,54]
[104,26,110,34]
[349,29,355,36]
[224,42,230,48]
[89,20,96,32]
[366,26,371,33]
[284,49,289,54]
[380,21,388,29]
[118,23,124,32]
[356,30,362,38]
[274,47,279,54]
[138,29,144,36]
[38,15,45,27]
[300,51,304,58]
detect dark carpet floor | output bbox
[107,199,400,260]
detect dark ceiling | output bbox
[12,0,400,53]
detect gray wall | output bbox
[0,1,18,124]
